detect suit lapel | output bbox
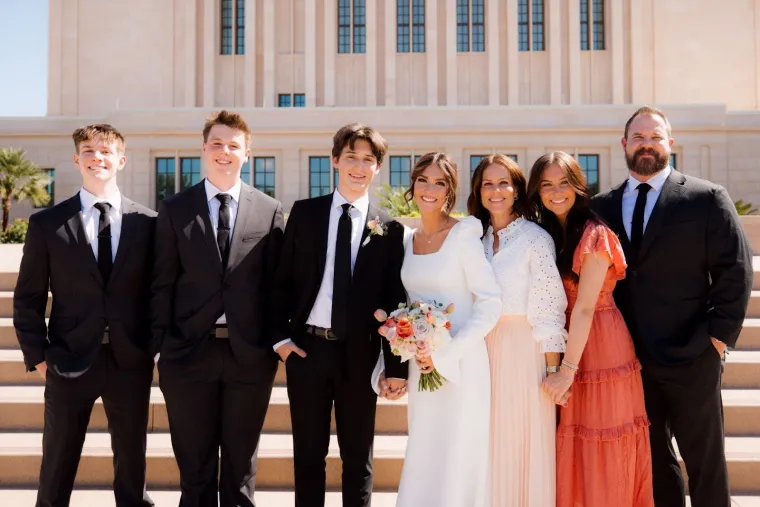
[225,184,253,275]
[109,198,136,282]
[352,203,381,279]
[193,181,224,274]
[608,181,629,249]
[638,170,686,260]
[63,194,104,286]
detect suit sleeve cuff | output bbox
[273,338,292,352]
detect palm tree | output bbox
[0,148,51,231]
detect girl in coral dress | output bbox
[526,151,654,507]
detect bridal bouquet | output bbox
[374,301,455,392]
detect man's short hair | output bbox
[624,105,672,139]
[331,123,389,165]
[203,110,252,147]
[72,124,126,154]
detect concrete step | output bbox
[0,490,400,507]
[0,386,408,435]
[749,292,760,319]
[737,319,760,350]
[0,385,754,437]
[724,351,760,389]
[1,348,758,389]
[0,433,407,489]
[755,257,760,290]
[0,350,288,387]
[0,433,757,494]
[0,291,51,319]
[0,491,756,507]
[0,245,22,292]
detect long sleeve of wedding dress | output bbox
[429,217,502,384]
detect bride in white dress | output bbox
[374,152,502,507]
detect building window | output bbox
[577,154,599,195]
[254,157,276,197]
[35,168,54,208]
[397,0,425,53]
[353,0,366,53]
[241,159,251,184]
[278,94,306,107]
[670,153,677,170]
[389,156,412,188]
[278,94,292,107]
[338,0,366,54]
[310,156,333,197]
[294,94,306,107]
[236,0,245,54]
[457,0,485,53]
[581,0,605,51]
[180,157,202,191]
[221,0,245,55]
[532,0,545,51]
[156,158,177,204]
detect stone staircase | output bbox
[1,238,760,506]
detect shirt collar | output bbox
[205,178,242,204]
[625,165,672,194]
[79,187,122,214]
[332,190,370,216]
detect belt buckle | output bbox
[323,328,337,341]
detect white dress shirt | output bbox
[204,178,242,325]
[79,187,122,262]
[273,191,369,351]
[622,165,672,240]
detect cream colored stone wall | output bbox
[4,1,760,221]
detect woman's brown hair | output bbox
[404,152,459,213]
[525,151,604,280]
[467,154,531,234]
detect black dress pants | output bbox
[158,340,278,507]
[37,345,154,507]
[639,345,730,507]
[285,333,379,507]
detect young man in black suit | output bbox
[591,106,753,507]
[272,124,408,507]
[14,124,156,507]
[150,110,284,507]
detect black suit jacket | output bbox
[14,193,156,373]
[591,170,753,364]
[150,180,284,363]
[271,193,408,381]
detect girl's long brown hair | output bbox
[526,151,604,280]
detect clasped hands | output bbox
[541,368,574,407]
[379,348,435,400]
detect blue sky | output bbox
[0,0,48,116]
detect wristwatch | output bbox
[546,365,560,374]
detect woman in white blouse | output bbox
[467,154,569,507]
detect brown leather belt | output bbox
[304,325,340,341]
[213,326,230,339]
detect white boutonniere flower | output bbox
[362,216,387,246]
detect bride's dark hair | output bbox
[525,151,605,281]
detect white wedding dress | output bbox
[385,217,502,507]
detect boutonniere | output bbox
[362,216,387,246]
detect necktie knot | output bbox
[93,202,112,215]
[636,183,652,195]
[340,203,352,215]
[216,193,232,207]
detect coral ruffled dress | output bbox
[556,223,654,507]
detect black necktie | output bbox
[216,193,232,268]
[630,183,651,261]
[331,203,353,339]
[93,202,113,285]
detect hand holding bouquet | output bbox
[374,301,455,392]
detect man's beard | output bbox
[626,147,669,176]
